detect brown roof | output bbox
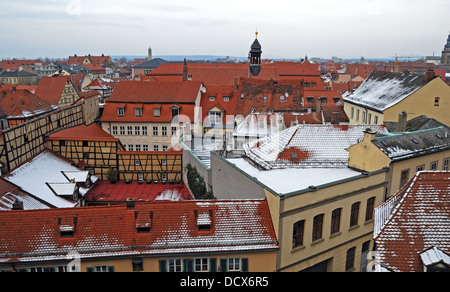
[35,76,78,105]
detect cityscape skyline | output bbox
[1,0,449,60]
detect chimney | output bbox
[397,111,407,133]
[127,198,136,210]
[12,199,24,210]
[425,69,435,83]
[316,99,321,114]
[234,75,238,90]
[182,59,187,81]
[363,128,377,142]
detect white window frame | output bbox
[194,258,209,272]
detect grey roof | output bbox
[372,127,450,161]
[342,71,427,112]
[384,115,448,133]
[0,70,37,77]
[132,58,167,69]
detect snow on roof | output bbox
[0,200,278,263]
[234,111,284,138]
[420,247,450,268]
[343,71,426,112]
[374,171,450,272]
[4,150,85,208]
[244,124,387,170]
[228,158,362,195]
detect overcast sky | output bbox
[0,0,449,60]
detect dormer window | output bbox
[117,107,125,117]
[153,108,161,117]
[135,107,142,117]
[195,210,213,232]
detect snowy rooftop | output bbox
[4,150,90,208]
[374,171,450,272]
[244,124,387,170]
[343,71,426,112]
[0,200,278,264]
[372,127,450,161]
[228,158,363,195]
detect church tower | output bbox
[148,46,152,61]
[441,33,450,71]
[249,31,262,77]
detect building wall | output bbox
[266,170,387,272]
[102,122,181,152]
[210,152,267,200]
[384,77,450,126]
[386,150,450,197]
[58,82,80,108]
[1,251,278,272]
[344,102,384,125]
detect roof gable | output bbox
[343,71,427,111]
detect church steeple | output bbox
[249,31,262,77]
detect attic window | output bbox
[435,97,440,106]
[209,96,215,101]
[412,139,419,145]
[280,95,286,102]
[117,107,125,117]
[291,153,297,159]
[135,108,142,117]
[196,210,212,231]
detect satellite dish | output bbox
[201,87,207,93]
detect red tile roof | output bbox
[0,88,56,120]
[374,171,450,272]
[0,60,42,70]
[35,76,78,105]
[0,200,278,264]
[85,180,193,203]
[107,81,203,104]
[48,123,119,142]
[100,102,195,123]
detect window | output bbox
[87,265,115,273]
[135,159,141,166]
[135,145,141,152]
[153,126,158,136]
[132,259,143,272]
[444,159,449,171]
[135,108,142,117]
[333,97,340,104]
[431,161,438,170]
[350,202,360,227]
[135,126,141,136]
[320,97,327,104]
[400,169,410,188]
[162,145,168,152]
[142,126,148,136]
[307,97,314,104]
[417,165,425,172]
[171,127,178,136]
[356,109,360,122]
[264,95,268,101]
[228,258,241,272]
[153,108,161,117]
[117,108,125,117]
[161,159,167,166]
[119,126,125,136]
[138,173,144,182]
[168,259,183,272]
[312,214,324,242]
[128,144,134,151]
[280,95,286,102]
[345,247,356,271]
[374,115,379,124]
[162,127,168,136]
[171,107,180,120]
[209,96,215,101]
[112,126,118,135]
[209,112,222,125]
[368,113,372,124]
[60,140,66,147]
[362,111,367,124]
[365,197,376,222]
[127,126,133,136]
[194,258,209,272]
[82,141,89,147]
[153,145,159,152]
[161,173,167,182]
[143,144,149,152]
[351,107,355,119]
[223,96,230,102]
[331,208,342,235]
[292,220,305,248]
[435,97,440,106]
[361,241,371,272]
